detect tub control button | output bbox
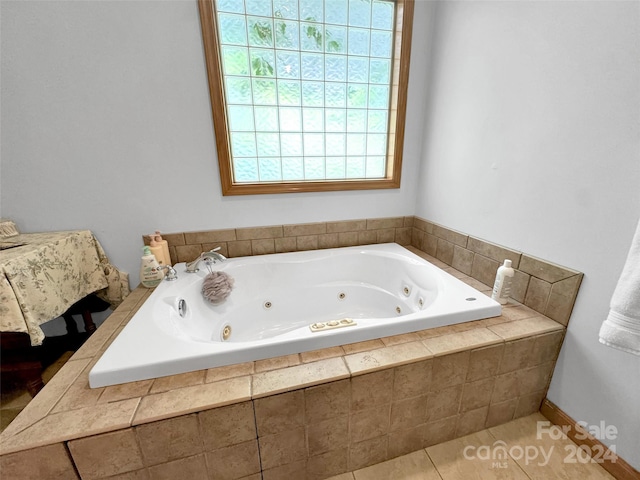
[309,318,357,332]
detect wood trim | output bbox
[198,0,234,195]
[197,0,414,196]
[540,398,639,480]
[387,0,414,189]
[213,178,402,195]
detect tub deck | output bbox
[0,247,566,479]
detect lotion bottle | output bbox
[140,246,164,288]
[149,235,166,265]
[154,231,171,266]
[491,259,515,305]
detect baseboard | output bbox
[540,398,639,480]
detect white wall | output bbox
[0,0,432,287]
[417,0,640,469]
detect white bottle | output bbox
[140,246,164,288]
[491,259,515,305]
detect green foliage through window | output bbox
[205,0,408,189]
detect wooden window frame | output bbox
[198,0,414,196]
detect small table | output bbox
[0,230,129,395]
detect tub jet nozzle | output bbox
[221,325,232,341]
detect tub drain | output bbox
[221,325,232,341]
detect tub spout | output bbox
[185,247,227,273]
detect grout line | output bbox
[129,397,143,428]
[250,399,265,479]
[422,447,445,480]
[63,440,83,479]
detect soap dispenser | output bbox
[140,246,164,288]
[491,259,515,305]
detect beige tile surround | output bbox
[148,216,582,326]
[1,217,582,479]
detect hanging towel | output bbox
[599,218,640,355]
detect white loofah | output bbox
[202,271,234,304]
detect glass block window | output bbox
[199,0,414,195]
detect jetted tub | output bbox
[89,243,501,388]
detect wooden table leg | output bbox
[65,294,108,335]
[81,310,97,334]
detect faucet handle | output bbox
[158,264,178,281]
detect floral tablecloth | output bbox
[0,230,129,346]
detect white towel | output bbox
[599,218,640,355]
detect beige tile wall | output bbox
[149,215,582,327]
[0,443,79,479]
[54,329,563,480]
[65,402,261,480]
[146,217,414,265]
[411,219,583,326]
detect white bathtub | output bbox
[89,244,501,388]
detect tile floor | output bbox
[327,413,614,480]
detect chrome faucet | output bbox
[185,247,227,273]
[158,264,178,281]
